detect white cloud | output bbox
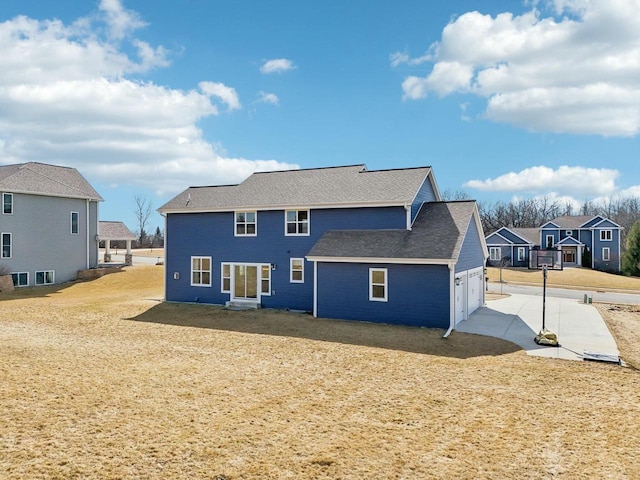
[260,58,296,74]
[199,81,241,111]
[0,3,297,196]
[99,0,146,41]
[255,91,279,105]
[398,0,640,136]
[465,165,619,197]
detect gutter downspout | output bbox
[443,263,455,338]
[312,260,318,317]
[86,199,90,269]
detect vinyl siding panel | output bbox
[0,193,96,285]
[455,216,485,273]
[316,262,450,328]
[410,176,437,222]
[165,206,408,308]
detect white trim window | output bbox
[517,247,526,261]
[600,229,612,241]
[489,247,501,261]
[11,272,28,287]
[602,247,610,261]
[290,258,304,283]
[369,268,388,302]
[1,232,11,258]
[35,270,54,285]
[285,210,309,236]
[221,263,231,293]
[70,211,79,235]
[2,193,13,215]
[191,256,212,286]
[235,211,257,236]
[261,265,271,295]
[546,235,555,249]
[566,230,573,237]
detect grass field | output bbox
[1,266,640,479]
[487,265,640,291]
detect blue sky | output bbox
[1,0,638,233]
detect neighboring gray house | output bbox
[0,162,103,287]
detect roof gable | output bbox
[99,221,136,240]
[486,231,513,245]
[0,162,103,201]
[159,164,433,212]
[557,236,583,246]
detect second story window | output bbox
[235,211,257,236]
[600,229,612,241]
[285,210,309,235]
[70,212,79,234]
[2,193,13,214]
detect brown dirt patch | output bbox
[2,266,640,479]
[597,304,640,369]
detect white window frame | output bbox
[600,229,612,241]
[489,247,501,261]
[290,258,304,283]
[369,268,388,302]
[565,230,573,237]
[546,235,554,249]
[517,247,526,261]
[191,256,212,287]
[1,232,11,258]
[602,247,610,261]
[2,193,13,215]
[234,211,257,237]
[261,264,271,295]
[35,270,54,285]
[11,272,28,287]
[70,211,79,235]
[285,210,310,236]
[221,263,231,293]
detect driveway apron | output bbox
[457,294,620,361]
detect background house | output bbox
[486,215,622,272]
[159,165,488,330]
[0,162,103,286]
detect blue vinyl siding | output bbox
[593,227,620,272]
[316,262,450,328]
[410,175,437,222]
[165,206,407,308]
[455,216,485,273]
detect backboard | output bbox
[529,249,563,271]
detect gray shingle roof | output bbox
[159,165,433,211]
[511,227,539,244]
[307,201,478,262]
[98,221,136,240]
[0,162,103,201]
[546,215,593,229]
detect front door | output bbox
[563,247,577,264]
[233,265,258,300]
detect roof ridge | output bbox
[251,164,366,175]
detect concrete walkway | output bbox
[457,294,620,362]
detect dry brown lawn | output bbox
[488,266,640,292]
[2,266,640,479]
[597,304,640,370]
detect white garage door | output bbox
[467,267,483,315]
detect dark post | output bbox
[542,265,547,330]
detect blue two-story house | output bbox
[159,165,488,331]
[486,215,622,272]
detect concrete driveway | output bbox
[456,294,620,362]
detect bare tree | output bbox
[134,195,153,246]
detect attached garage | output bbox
[454,266,485,325]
